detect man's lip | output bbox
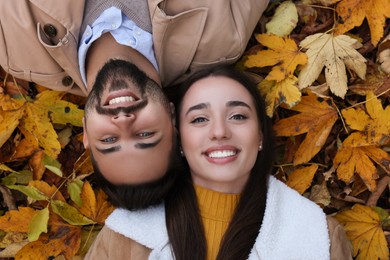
[103,90,140,106]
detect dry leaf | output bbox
[334,91,390,189]
[258,76,302,117]
[335,204,389,260]
[0,108,25,148]
[0,207,37,233]
[286,164,318,194]
[299,33,366,98]
[266,1,298,37]
[78,181,114,224]
[16,213,82,260]
[245,34,307,82]
[378,34,390,74]
[273,91,338,165]
[335,0,390,46]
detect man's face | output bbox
[83,60,175,185]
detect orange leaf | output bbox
[95,189,115,224]
[335,0,390,46]
[28,150,46,180]
[286,165,318,194]
[273,91,338,164]
[16,213,81,260]
[245,34,307,82]
[0,207,37,233]
[78,181,97,221]
[78,182,114,224]
[335,204,389,260]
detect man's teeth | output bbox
[109,96,135,105]
[208,150,236,158]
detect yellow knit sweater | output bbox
[194,185,240,260]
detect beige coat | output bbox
[86,216,353,259]
[0,0,269,96]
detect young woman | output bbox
[165,65,353,260]
[85,66,352,259]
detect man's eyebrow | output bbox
[96,146,121,154]
[185,103,209,115]
[135,137,162,149]
[227,100,251,109]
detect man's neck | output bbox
[85,32,160,92]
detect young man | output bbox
[0,0,269,188]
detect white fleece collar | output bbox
[105,176,330,260]
[248,176,330,260]
[105,204,173,259]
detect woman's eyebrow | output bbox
[185,102,209,115]
[227,100,251,109]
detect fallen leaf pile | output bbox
[0,0,389,259]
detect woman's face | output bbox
[179,76,263,193]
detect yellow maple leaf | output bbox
[21,102,61,159]
[0,107,25,148]
[298,33,367,98]
[335,0,390,46]
[34,91,84,127]
[274,91,339,165]
[334,92,390,190]
[335,204,389,260]
[245,34,307,82]
[286,164,318,194]
[258,76,302,117]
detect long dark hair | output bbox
[166,65,275,260]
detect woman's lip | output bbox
[204,145,238,154]
[104,90,139,105]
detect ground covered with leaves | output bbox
[0,0,389,259]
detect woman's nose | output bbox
[209,119,231,140]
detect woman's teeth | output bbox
[108,96,135,105]
[208,150,236,158]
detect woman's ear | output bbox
[82,117,89,149]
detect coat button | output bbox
[62,76,73,86]
[43,24,57,38]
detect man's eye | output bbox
[230,114,247,120]
[137,132,154,138]
[191,117,208,124]
[101,137,117,143]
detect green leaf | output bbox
[7,185,48,201]
[67,179,84,207]
[0,170,33,185]
[28,207,49,241]
[50,200,95,226]
[43,155,63,177]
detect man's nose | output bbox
[111,113,135,128]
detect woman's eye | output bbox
[191,117,208,124]
[137,132,154,138]
[230,114,247,120]
[101,137,117,143]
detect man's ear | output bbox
[170,102,176,126]
[82,117,89,149]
